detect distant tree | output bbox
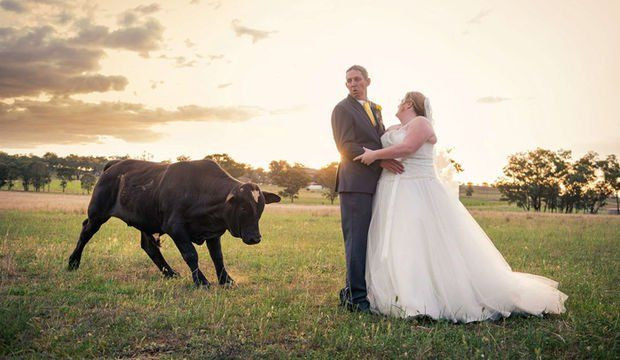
[561,152,598,213]
[176,155,191,162]
[0,152,19,190]
[137,151,154,161]
[247,167,268,184]
[316,162,339,204]
[16,155,35,191]
[0,163,8,189]
[269,160,310,203]
[465,182,474,197]
[56,167,75,193]
[80,173,97,194]
[91,156,109,175]
[496,148,570,212]
[204,153,249,179]
[29,161,51,192]
[598,154,620,213]
[43,152,61,170]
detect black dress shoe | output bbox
[347,301,372,314]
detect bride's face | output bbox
[396,98,414,117]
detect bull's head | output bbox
[223,183,281,245]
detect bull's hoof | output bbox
[219,276,236,287]
[67,258,80,271]
[162,269,179,278]
[194,281,211,289]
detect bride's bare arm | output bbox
[354,117,435,164]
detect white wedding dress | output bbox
[365,126,568,322]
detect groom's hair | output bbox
[346,65,369,80]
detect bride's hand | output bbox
[354,147,377,165]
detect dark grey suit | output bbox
[331,95,385,307]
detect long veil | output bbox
[425,97,460,199]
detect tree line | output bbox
[0,152,338,202]
[496,148,619,214]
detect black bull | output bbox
[67,159,281,287]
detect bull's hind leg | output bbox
[140,232,178,278]
[68,216,109,270]
[168,225,210,287]
[206,237,235,286]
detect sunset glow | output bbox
[1,0,618,183]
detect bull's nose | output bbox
[244,236,261,245]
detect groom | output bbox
[331,65,404,312]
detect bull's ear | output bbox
[262,191,281,204]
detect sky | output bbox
[0,0,618,183]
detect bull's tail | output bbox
[103,160,122,172]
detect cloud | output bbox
[231,19,276,43]
[0,0,26,13]
[0,25,128,98]
[217,83,231,88]
[72,19,164,57]
[184,38,195,47]
[0,98,266,147]
[0,0,67,14]
[158,54,196,67]
[149,80,164,89]
[135,3,160,14]
[118,3,161,26]
[476,96,511,104]
[55,10,73,25]
[189,0,219,7]
[467,9,492,24]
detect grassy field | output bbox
[1,204,618,358]
[3,180,519,211]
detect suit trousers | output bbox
[339,192,373,305]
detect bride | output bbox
[354,91,567,322]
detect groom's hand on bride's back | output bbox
[379,159,404,174]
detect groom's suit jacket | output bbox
[331,95,386,194]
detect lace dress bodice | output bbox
[380,127,435,178]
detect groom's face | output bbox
[346,70,370,100]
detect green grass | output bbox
[5,179,86,194]
[1,209,618,358]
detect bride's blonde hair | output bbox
[403,91,426,117]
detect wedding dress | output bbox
[365,123,567,322]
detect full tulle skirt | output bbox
[366,174,568,323]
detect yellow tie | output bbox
[363,101,377,127]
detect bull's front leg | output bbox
[206,237,235,286]
[168,225,210,287]
[140,232,178,278]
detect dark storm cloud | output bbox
[231,19,276,43]
[0,98,266,147]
